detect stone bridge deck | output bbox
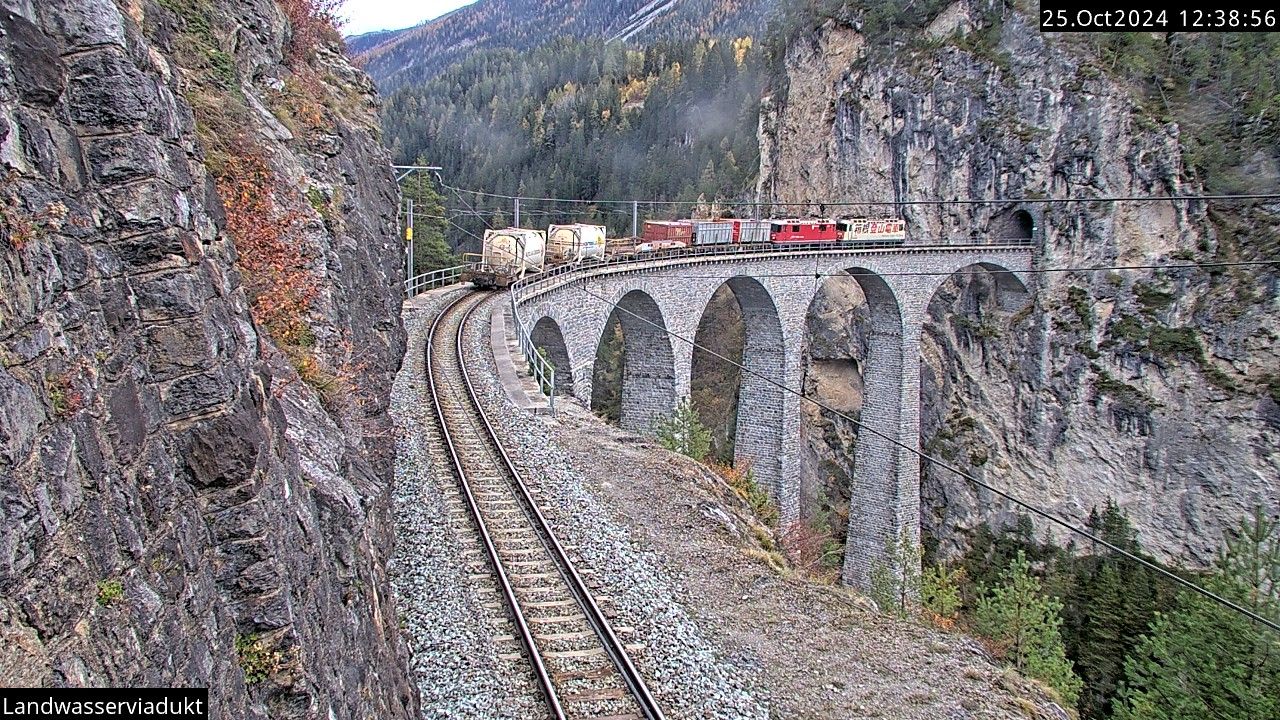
[507,243,1035,587]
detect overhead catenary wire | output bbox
[443,217,487,246]
[569,281,1280,634]
[441,176,494,231]
[437,182,1280,208]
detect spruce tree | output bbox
[1115,508,1280,720]
[654,397,712,461]
[1062,500,1164,719]
[976,551,1083,706]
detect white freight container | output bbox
[693,221,734,245]
[463,227,547,288]
[736,220,772,244]
[547,224,607,263]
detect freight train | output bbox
[462,217,907,288]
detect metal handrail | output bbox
[510,290,556,414]
[404,264,470,298]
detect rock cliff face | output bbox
[764,2,1280,564]
[0,0,415,715]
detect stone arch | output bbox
[690,276,786,498]
[992,208,1036,243]
[530,316,574,395]
[927,262,1031,313]
[593,289,677,432]
[918,261,1033,558]
[804,267,909,588]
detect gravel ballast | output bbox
[391,288,1062,720]
[389,289,540,720]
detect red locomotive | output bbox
[769,219,841,243]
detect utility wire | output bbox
[442,184,1280,208]
[569,282,1280,633]
[440,176,494,230]
[443,217,487,246]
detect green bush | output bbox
[96,579,124,607]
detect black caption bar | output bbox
[0,689,208,719]
[1040,4,1279,31]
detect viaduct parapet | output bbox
[512,245,1034,588]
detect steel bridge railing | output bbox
[405,264,471,298]
[510,289,557,415]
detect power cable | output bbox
[443,185,1280,208]
[443,217,487,246]
[568,282,1280,634]
[440,177,494,230]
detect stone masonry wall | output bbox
[516,247,1032,587]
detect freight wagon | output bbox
[692,220,734,246]
[547,224,607,263]
[462,228,546,289]
[733,219,772,244]
[641,220,694,247]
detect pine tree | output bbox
[976,551,1083,706]
[869,529,923,618]
[654,397,712,461]
[921,562,965,626]
[1114,508,1280,720]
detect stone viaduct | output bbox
[512,244,1034,588]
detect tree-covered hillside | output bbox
[355,0,775,89]
[383,36,767,248]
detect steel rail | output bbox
[426,291,565,719]
[429,291,666,720]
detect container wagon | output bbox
[734,219,772,245]
[547,224,607,263]
[770,219,841,243]
[642,220,693,247]
[692,220,734,246]
[462,227,546,289]
[839,217,907,245]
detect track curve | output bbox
[426,290,666,720]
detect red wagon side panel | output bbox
[642,221,693,245]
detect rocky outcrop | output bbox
[766,2,1279,564]
[0,0,415,715]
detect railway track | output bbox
[426,290,666,720]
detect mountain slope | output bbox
[355,0,775,89]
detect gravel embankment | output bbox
[389,289,540,720]
[463,295,770,719]
[461,293,1065,720]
